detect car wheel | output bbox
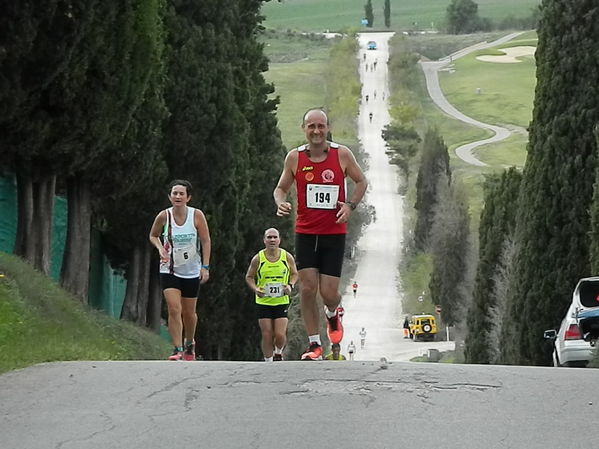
[423,324,432,333]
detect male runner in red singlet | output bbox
[274,108,368,360]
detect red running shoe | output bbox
[327,309,344,344]
[300,342,323,360]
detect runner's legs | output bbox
[164,289,184,347]
[298,268,319,335]
[258,318,275,358]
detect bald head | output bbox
[263,227,280,239]
[302,108,329,126]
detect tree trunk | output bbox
[60,176,91,302]
[121,243,151,325]
[32,176,56,274]
[14,168,35,263]
[146,256,162,332]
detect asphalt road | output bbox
[2,360,598,449]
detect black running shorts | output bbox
[256,303,289,320]
[160,274,200,298]
[295,233,346,277]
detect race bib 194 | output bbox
[306,184,339,209]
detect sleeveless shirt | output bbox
[159,207,201,278]
[255,249,290,306]
[295,143,346,234]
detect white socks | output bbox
[308,335,322,345]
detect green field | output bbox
[261,0,540,32]
[262,32,334,147]
[440,41,537,129]
[438,33,537,167]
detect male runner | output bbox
[274,108,368,360]
[245,228,298,361]
[352,280,358,298]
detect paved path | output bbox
[340,33,454,362]
[420,32,525,166]
[2,360,598,449]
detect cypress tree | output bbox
[384,0,391,28]
[364,0,374,28]
[465,168,522,364]
[414,128,450,251]
[589,128,599,273]
[506,1,599,365]
[429,177,470,327]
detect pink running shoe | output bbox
[183,341,196,361]
[168,348,184,361]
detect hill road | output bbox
[340,32,453,362]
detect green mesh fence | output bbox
[0,176,126,317]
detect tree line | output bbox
[0,0,293,360]
[385,0,599,365]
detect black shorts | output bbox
[295,233,345,277]
[160,274,200,298]
[256,303,289,320]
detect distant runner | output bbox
[325,343,347,361]
[347,341,356,360]
[352,280,358,298]
[359,327,367,349]
[369,112,373,123]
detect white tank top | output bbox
[159,207,201,278]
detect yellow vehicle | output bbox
[409,314,437,342]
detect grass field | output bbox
[439,41,537,129]
[262,32,334,148]
[261,0,540,33]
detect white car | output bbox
[544,277,599,367]
[571,276,599,344]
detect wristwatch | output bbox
[345,201,357,210]
[201,264,210,270]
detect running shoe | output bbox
[168,348,184,361]
[326,309,344,344]
[183,341,196,361]
[300,342,323,361]
[273,353,283,362]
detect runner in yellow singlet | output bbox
[245,228,298,361]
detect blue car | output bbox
[367,41,377,50]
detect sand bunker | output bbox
[476,46,536,63]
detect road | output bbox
[2,360,598,449]
[420,32,524,166]
[340,33,454,361]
